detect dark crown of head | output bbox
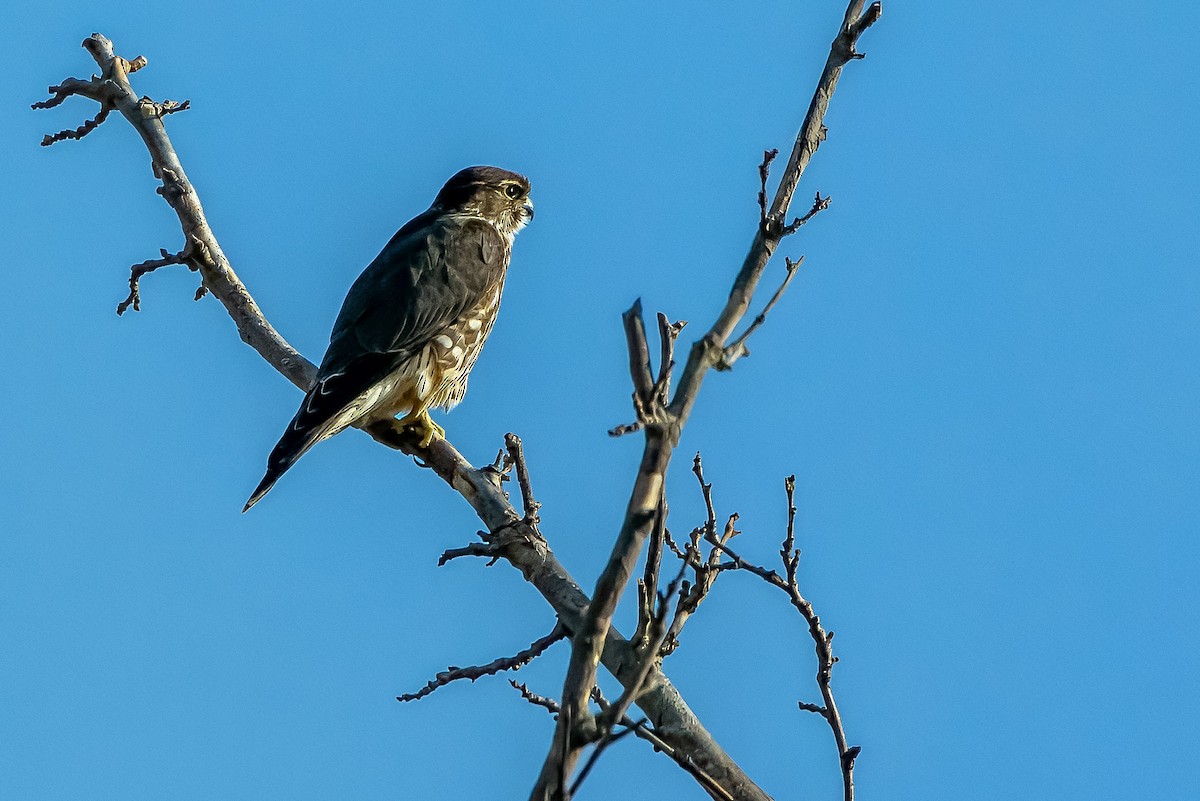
[434,166,530,210]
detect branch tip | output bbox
[398,623,567,703]
[116,248,188,316]
[758,148,780,229]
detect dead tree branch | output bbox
[505,433,543,534]
[661,454,740,656]
[781,192,832,237]
[397,623,567,703]
[116,248,188,316]
[512,680,564,717]
[533,5,881,796]
[717,256,804,371]
[706,476,860,801]
[513,683,734,801]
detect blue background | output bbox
[3,1,1197,799]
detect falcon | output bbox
[243,166,533,512]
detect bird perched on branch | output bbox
[244,166,533,512]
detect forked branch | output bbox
[706,476,860,801]
[532,3,881,797]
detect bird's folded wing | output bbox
[319,214,508,378]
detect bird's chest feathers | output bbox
[379,281,505,414]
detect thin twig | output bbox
[504,433,542,532]
[398,623,567,702]
[116,248,188,315]
[607,418,642,438]
[706,475,860,801]
[437,521,539,568]
[571,559,686,798]
[634,489,667,648]
[662,455,739,655]
[568,721,644,798]
[693,453,717,542]
[438,540,502,567]
[518,685,734,801]
[670,0,882,420]
[662,528,689,562]
[512,680,563,716]
[652,313,687,406]
[717,256,804,370]
[40,103,111,147]
[781,192,832,236]
[599,559,686,733]
[551,12,887,783]
[758,148,780,231]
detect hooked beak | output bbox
[522,200,535,223]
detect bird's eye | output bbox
[504,184,523,199]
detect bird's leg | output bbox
[397,405,445,448]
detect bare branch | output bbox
[589,688,735,801]
[662,527,690,563]
[622,298,655,406]
[512,680,563,717]
[504,433,542,533]
[568,721,644,798]
[48,32,313,388]
[437,521,538,568]
[555,529,689,800]
[532,369,677,798]
[653,313,687,406]
[606,420,641,438]
[517,684,734,801]
[567,27,887,772]
[438,540,502,566]
[634,490,667,648]
[603,574,683,726]
[32,75,110,110]
[768,1,882,222]
[33,82,87,110]
[706,476,860,801]
[661,456,740,656]
[398,623,567,703]
[798,701,828,717]
[781,192,832,236]
[138,96,190,119]
[781,475,799,580]
[717,256,804,371]
[115,248,188,315]
[757,148,780,232]
[610,300,684,441]
[40,103,111,147]
[670,0,882,423]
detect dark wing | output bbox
[319,213,508,375]
[243,213,509,512]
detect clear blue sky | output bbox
[3,2,1197,799]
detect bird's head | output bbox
[433,166,534,238]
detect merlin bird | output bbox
[243,166,533,512]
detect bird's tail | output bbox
[242,427,325,513]
[244,355,397,512]
[243,391,342,512]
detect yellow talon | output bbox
[400,408,445,448]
